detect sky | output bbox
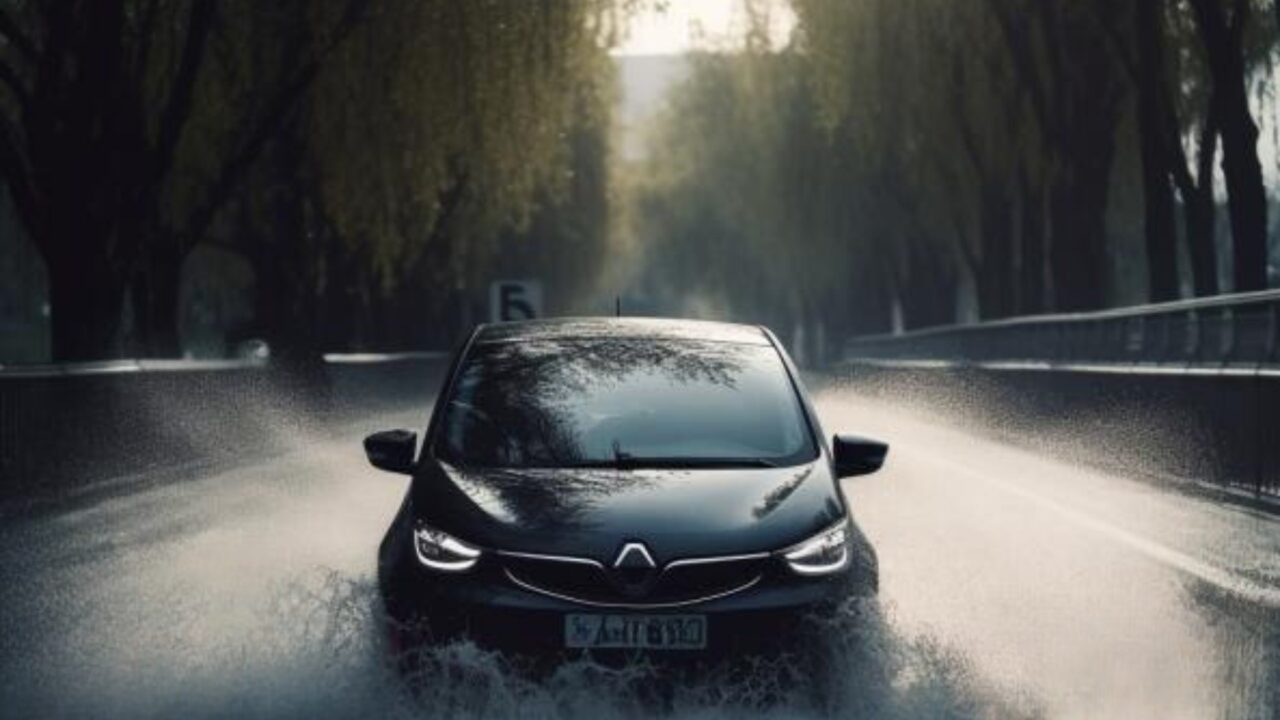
[611,0,796,56]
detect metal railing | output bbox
[840,288,1280,500]
[843,289,1280,370]
[0,357,269,377]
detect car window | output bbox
[435,338,816,469]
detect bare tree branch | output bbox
[184,0,372,240]
[0,6,37,63]
[984,0,1055,144]
[151,0,216,186]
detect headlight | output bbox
[413,523,482,572]
[782,521,850,576]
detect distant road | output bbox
[0,385,1275,718]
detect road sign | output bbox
[489,280,543,323]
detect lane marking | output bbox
[844,357,1280,378]
[909,450,1280,608]
[323,351,448,364]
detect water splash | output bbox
[1,568,1038,719]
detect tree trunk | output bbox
[1189,111,1219,297]
[253,263,322,367]
[976,188,1015,320]
[244,231,331,413]
[846,250,896,337]
[1190,0,1269,292]
[900,236,956,329]
[1218,105,1269,292]
[1171,91,1221,297]
[132,242,186,357]
[1048,143,1115,312]
[46,247,127,362]
[1017,169,1046,315]
[240,129,332,408]
[1136,0,1180,302]
[1185,188,1219,297]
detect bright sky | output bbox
[611,0,796,56]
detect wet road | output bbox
[1,383,1277,719]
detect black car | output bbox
[367,318,888,659]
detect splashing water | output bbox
[0,565,1038,720]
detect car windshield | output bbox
[435,337,816,469]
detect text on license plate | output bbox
[564,613,707,650]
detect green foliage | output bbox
[634,0,1278,334]
[307,0,618,296]
[0,0,629,359]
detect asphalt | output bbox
[0,386,1275,719]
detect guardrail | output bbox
[0,357,270,376]
[839,289,1280,501]
[844,288,1280,370]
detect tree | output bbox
[302,0,619,353]
[1165,0,1222,297]
[1136,0,1182,302]
[0,0,625,361]
[0,1,215,360]
[985,0,1131,312]
[1186,0,1269,292]
[135,0,371,357]
[0,0,368,361]
[792,0,1085,320]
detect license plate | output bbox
[564,613,707,650]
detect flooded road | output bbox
[819,387,1280,719]
[0,385,1276,719]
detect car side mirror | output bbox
[364,429,418,475]
[832,434,888,478]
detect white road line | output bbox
[910,449,1280,608]
[323,351,448,364]
[845,357,1280,378]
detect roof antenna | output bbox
[615,295,622,317]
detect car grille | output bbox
[501,552,767,607]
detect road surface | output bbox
[0,382,1276,719]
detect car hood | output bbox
[410,459,846,563]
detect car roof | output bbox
[473,317,773,346]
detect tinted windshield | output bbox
[435,338,816,469]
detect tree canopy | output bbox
[625,0,1279,355]
[0,0,622,361]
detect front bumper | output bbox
[379,546,873,658]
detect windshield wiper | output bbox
[590,455,779,470]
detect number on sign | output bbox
[489,281,543,323]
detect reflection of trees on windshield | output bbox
[447,465,670,533]
[439,337,749,468]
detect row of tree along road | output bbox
[623,0,1280,347]
[2,1,1279,365]
[0,0,627,364]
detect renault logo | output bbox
[613,542,656,569]
[611,542,657,597]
